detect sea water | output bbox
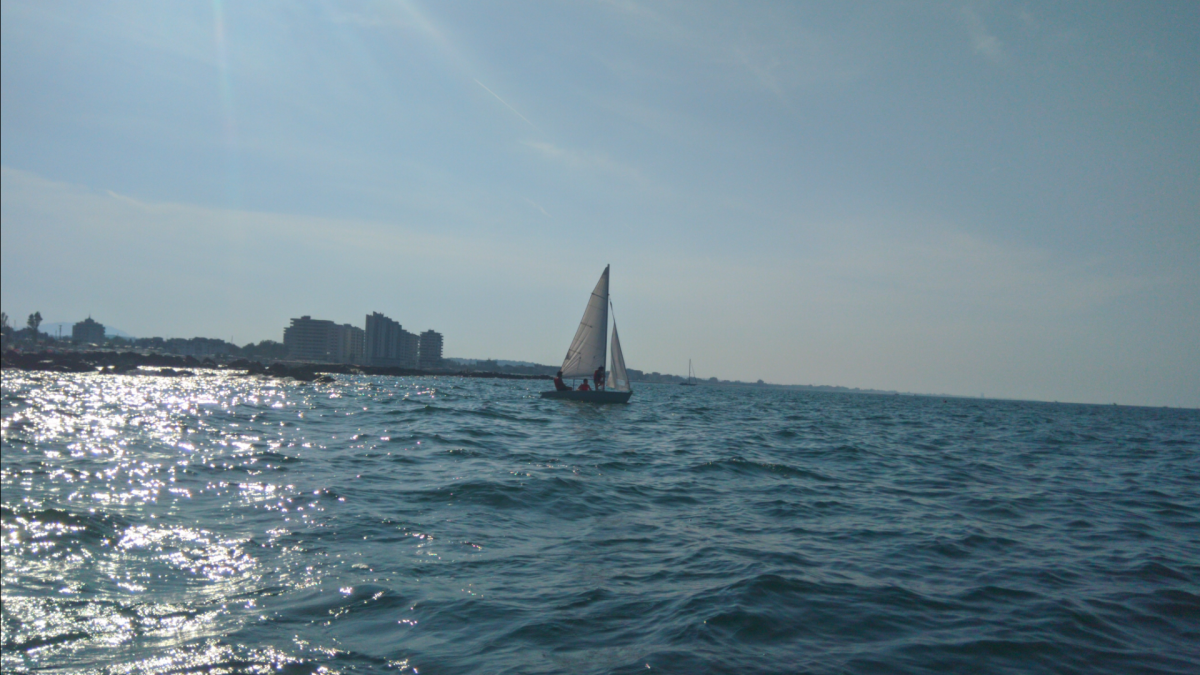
[2,371,1197,674]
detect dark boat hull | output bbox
[540,389,633,403]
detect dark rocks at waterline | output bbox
[96,365,195,377]
[2,350,203,373]
[225,358,549,381]
[0,351,326,382]
[3,350,550,383]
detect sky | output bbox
[2,1,1197,407]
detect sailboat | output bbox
[541,265,633,403]
[680,359,697,386]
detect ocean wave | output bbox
[3,374,1197,674]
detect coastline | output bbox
[0,349,550,383]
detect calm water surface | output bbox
[2,371,1197,674]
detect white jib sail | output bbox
[606,321,630,392]
[560,265,609,378]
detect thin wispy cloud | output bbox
[734,47,785,98]
[328,9,413,30]
[373,2,541,131]
[813,227,1157,318]
[394,0,449,45]
[962,6,1005,64]
[474,79,536,128]
[1,167,567,341]
[105,190,150,209]
[523,197,550,218]
[391,0,520,122]
[521,141,644,185]
[3,1,1196,405]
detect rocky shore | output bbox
[1,349,550,383]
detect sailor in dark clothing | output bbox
[593,366,605,391]
[553,370,570,391]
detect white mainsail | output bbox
[606,321,630,392]
[560,265,609,378]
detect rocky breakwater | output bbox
[0,351,333,382]
[3,350,550,384]
[2,349,197,375]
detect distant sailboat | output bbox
[541,265,633,403]
[680,359,697,386]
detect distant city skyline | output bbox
[1,308,1195,404]
[3,2,1197,407]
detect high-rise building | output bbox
[72,317,106,344]
[364,312,392,363]
[336,324,365,364]
[284,316,336,361]
[283,316,362,363]
[364,312,418,368]
[418,330,443,370]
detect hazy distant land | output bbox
[3,316,898,395]
[0,342,898,396]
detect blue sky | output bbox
[2,1,1197,406]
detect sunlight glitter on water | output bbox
[3,371,1198,674]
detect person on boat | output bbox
[578,380,591,392]
[593,366,605,390]
[553,370,570,391]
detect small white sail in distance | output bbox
[560,265,609,379]
[606,319,631,392]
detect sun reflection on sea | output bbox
[0,369,342,672]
